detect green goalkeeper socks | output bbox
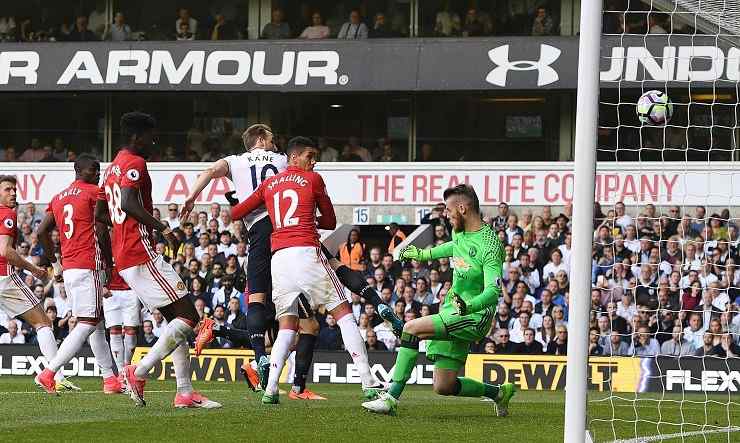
[389,332,420,400]
[456,377,500,400]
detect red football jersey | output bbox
[101,148,157,270]
[47,180,103,270]
[107,266,130,291]
[232,166,336,252]
[0,205,17,276]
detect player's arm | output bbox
[313,173,336,230]
[36,213,58,265]
[463,243,504,314]
[231,184,264,221]
[120,186,173,237]
[95,198,111,227]
[399,240,454,262]
[0,234,46,279]
[96,220,113,270]
[181,158,230,220]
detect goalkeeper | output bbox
[362,184,515,416]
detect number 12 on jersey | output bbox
[272,189,299,228]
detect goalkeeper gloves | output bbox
[452,294,467,316]
[399,245,421,261]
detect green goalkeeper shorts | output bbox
[426,304,495,368]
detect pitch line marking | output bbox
[610,426,740,443]
[0,389,230,395]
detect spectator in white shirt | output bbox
[509,311,532,344]
[165,203,180,230]
[683,313,706,350]
[614,201,634,231]
[217,231,237,257]
[543,249,569,281]
[0,321,24,344]
[194,233,210,260]
[337,9,368,39]
[558,233,572,270]
[616,290,637,322]
[300,11,330,39]
[151,310,168,337]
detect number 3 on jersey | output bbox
[62,204,74,239]
[105,183,127,224]
[272,189,299,229]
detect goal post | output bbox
[564,0,603,442]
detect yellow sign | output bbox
[465,355,643,392]
[131,347,296,383]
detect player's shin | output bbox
[123,330,137,366]
[246,302,268,361]
[334,265,384,308]
[109,328,125,373]
[134,317,193,378]
[388,332,420,400]
[171,341,194,395]
[88,322,115,378]
[46,322,96,373]
[292,333,317,394]
[36,325,59,364]
[266,326,297,396]
[336,313,377,387]
[454,377,499,400]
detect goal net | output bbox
[586,1,740,442]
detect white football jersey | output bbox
[224,148,287,229]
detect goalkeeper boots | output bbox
[494,383,517,417]
[362,381,389,400]
[361,391,398,416]
[378,304,403,337]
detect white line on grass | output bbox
[0,389,230,395]
[610,426,740,443]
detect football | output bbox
[636,90,673,125]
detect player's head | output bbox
[286,136,318,171]
[242,124,274,152]
[74,154,100,185]
[443,184,481,232]
[0,175,17,208]
[120,111,156,154]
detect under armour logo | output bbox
[486,44,561,87]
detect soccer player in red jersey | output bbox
[36,154,123,394]
[103,266,142,385]
[100,112,220,408]
[0,175,68,394]
[231,137,384,404]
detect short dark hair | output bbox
[73,153,98,174]
[242,124,272,149]
[120,111,155,139]
[0,175,17,185]
[286,136,315,156]
[443,184,480,214]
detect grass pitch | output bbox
[0,377,738,442]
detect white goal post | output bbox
[563,0,603,441]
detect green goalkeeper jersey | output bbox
[421,223,504,314]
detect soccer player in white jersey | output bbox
[182,124,286,390]
[183,125,401,398]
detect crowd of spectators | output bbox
[0,134,446,164]
[3,195,739,361]
[0,1,699,43]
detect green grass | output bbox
[0,377,739,442]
